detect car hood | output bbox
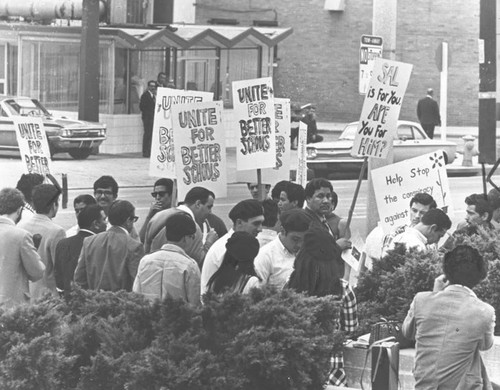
[42,116,104,129]
[307,140,353,150]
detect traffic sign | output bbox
[359,35,383,94]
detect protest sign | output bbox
[351,58,413,159]
[171,101,227,199]
[236,98,291,184]
[296,121,308,187]
[149,88,213,178]
[371,150,453,234]
[232,77,276,170]
[13,116,52,175]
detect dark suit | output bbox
[54,230,93,295]
[416,96,441,139]
[139,90,156,157]
[74,226,144,292]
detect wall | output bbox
[196,0,480,126]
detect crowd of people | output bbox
[0,172,498,388]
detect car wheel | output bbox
[68,149,92,160]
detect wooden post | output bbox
[345,157,368,232]
[256,168,266,201]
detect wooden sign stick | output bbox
[345,157,368,232]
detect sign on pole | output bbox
[352,58,413,160]
[236,98,291,184]
[232,77,276,170]
[359,35,383,95]
[171,101,227,199]
[13,116,52,175]
[296,120,308,187]
[149,88,213,178]
[371,150,453,234]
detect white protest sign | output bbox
[149,88,213,178]
[371,150,453,234]
[232,77,276,170]
[13,116,52,175]
[351,58,413,159]
[236,98,291,184]
[296,121,308,187]
[171,101,227,199]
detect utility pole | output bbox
[78,0,100,122]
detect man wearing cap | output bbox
[255,209,311,289]
[133,212,201,305]
[417,88,441,139]
[200,199,264,297]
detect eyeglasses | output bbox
[95,190,114,196]
[151,191,167,198]
[130,216,139,222]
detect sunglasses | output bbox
[130,216,139,222]
[151,191,167,198]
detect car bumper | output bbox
[49,136,106,150]
[306,158,364,173]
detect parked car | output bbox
[306,120,457,178]
[0,95,106,160]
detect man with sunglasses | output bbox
[139,178,173,243]
[74,200,144,292]
[18,183,66,301]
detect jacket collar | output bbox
[445,284,477,298]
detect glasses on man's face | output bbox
[95,190,114,197]
[130,216,139,223]
[149,84,157,89]
[151,191,167,198]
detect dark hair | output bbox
[32,184,60,214]
[286,182,306,208]
[261,199,279,228]
[147,80,157,87]
[410,193,437,209]
[206,231,260,294]
[16,173,44,204]
[280,209,311,233]
[0,188,25,215]
[305,179,336,206]
[465,193,492,222]
[93,176,118,196]
[443,245,487,288]
[184,187,215,206]
[420,208,451,231]
[288,228,343,297]
[154,178,174,195]
[165,212,196,242]
[487,188,500,210]
[271,180,290,201]
[74,194,96,207]
[157,72,167,79]
[228,199,264,223]
[108,200,135,226]
[77,204,103,230]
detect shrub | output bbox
[0,286,343,389]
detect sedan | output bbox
[306,120,457,178]
[0,95,106,160]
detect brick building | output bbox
[196,0,482,125]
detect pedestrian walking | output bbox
[417,88,441,139]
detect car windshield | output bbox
[339,123,358,140]
[3,98,51,117]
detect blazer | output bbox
[74,226,144,292]
[139,90,155,121]
[18,214,66,301]
[403,286,495,390]
[417,96,441,126]
[54,230,94,294]
[0,217,45,307]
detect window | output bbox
[397,124,414,140]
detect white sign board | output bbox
[351,58,413,160]
[13,117,52,175]
[236,98,291,184]
[359,35,383,95]
[371,150,453,234]
[149,88,213,178]
[232,77,276,170]
[296,121,308,187]
[171,101,227,199]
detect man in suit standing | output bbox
[417,88,441,139]
[74,200,144,292]
[0,188,45,308]
[55,204,106,296]
[139,80,157,157]
[403,245,496,389]
[18,183,66,301]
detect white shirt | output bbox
[200,229,234,297]
[66,224,79,237]
[257,228,278,247]
[386,226,427,254]
[254,235,295,290]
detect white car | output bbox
[306,120,457,178]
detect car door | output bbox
[0,102,17,149]
[393,124,422,162]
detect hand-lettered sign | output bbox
[351,58,413,159]
[171,101,227,199]
[232,77,276,170]
[149,88,213,178]
[13,116,52,175]
[371,150,453,234]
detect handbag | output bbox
[369,318,414,349]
